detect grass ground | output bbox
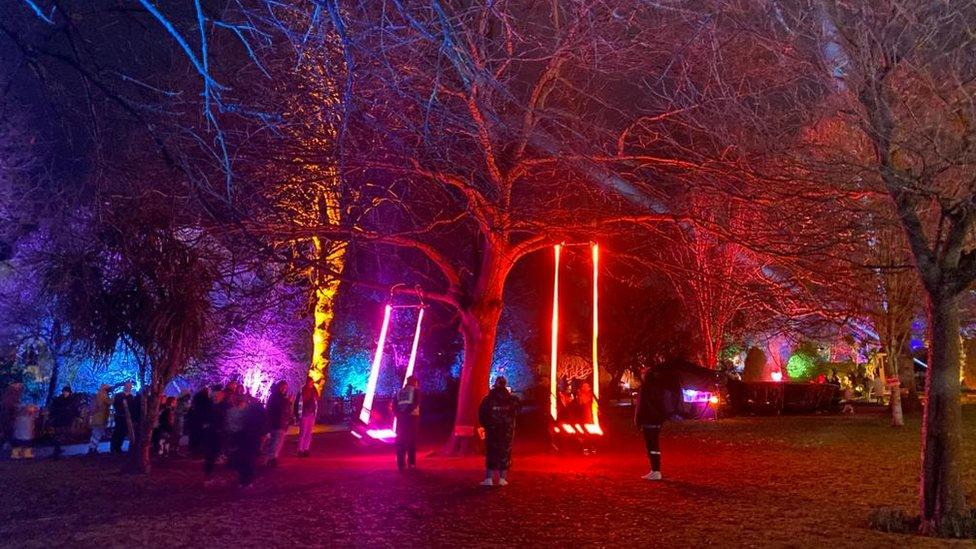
[0,406,973,548]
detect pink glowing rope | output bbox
[358,302,425,440]
[359,304,393,425]
[391,307,425,435]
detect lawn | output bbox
[0,406,973,548]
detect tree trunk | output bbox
[45,354,61,406]
[919,292,967,534]
[897,351,921,414]
[443,299,504,454]
[129,385,163,474]
[307,234,345,394]
[883,353,904,427]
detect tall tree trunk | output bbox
[444,295,504,454]
[45,354,61,406]
[883,352,904,427]
[919,292,967,534]
[307,239,345,394]
[897,349,920,414]
[442,242,511,454]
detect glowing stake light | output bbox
[359,305,393,425]
[771,371,784,382]
[708,395,719,405]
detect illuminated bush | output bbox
[786,352,818,381]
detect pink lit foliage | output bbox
[215,329,303,401]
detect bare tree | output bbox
[249,1,721,450]
[752,0,976,532]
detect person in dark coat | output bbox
[478,377,520,486]
[110,381,135,454]
[264,381,292,466]
[202,387,227,486]
[233,397,267,488]
[49,386,77,459]
[152,397,177,456]
[186,387,210,455]
[394,376,421,471]
[634,366,682,481]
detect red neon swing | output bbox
[550,242,604,438]
[353,287,425,443]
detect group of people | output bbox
[2,366,680,487]
[556,377,597,425]
[180,377,321,487]
[389,374,521,486]
[0,383,90,459]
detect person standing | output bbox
[186,387,210,455]
[296,377,318,458]
[10,404,38,459]
[1,382,24,449]
[265,381,292,466]
[232,396,267,488]
[88,385,111,455]
[635,366,681,481]
[173,391,191,454]
[202,388,226,486]
[478,377,520,486]
[49,386,77,459]
[110,381,135,454]
[153,397,177,456]
[394,376,421,471]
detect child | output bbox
[11,404,38,459]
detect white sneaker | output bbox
[497,478,509,486]
[480,478,494,486]
[642,471,663,481]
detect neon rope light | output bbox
[390,307,425,436]
[550,244,561,422]
[359,305,392,425]
[591,243,600,428]
[549,243,603,436]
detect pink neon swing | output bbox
[550,242,604,439]
[353,286,426,443]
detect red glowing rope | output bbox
[550,245,561,421]
[549,242,603,436]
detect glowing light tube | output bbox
[404,307,425,381]
[592,243,599,399]
[550,245,561,421]
[591,243,600,431]
[359,304,392,425]
[391,307,425,435]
